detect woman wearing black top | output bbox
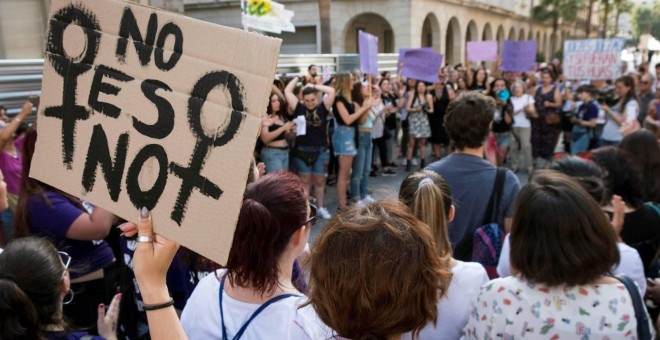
[488,78,514,167]
[260,92,295,173]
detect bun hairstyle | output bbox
[550,156,607,204]
[0,237,65,340]
[225,172,308,295]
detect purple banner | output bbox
[500,40,537,72]
[359,31,379,75]
[400,49,443,83]
[467,41,498,62]
[398,47,433,73]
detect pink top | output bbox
[0,134,25,195]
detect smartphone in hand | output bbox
[27,95,40,107]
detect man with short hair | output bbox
[426,92,520,262]
[285,76,335,219]
[639,73,655,125]
[305,64,318,84]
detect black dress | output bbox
[428,86,450,145]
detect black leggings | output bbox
[372,136,387,168]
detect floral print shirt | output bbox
[463,276,638,339]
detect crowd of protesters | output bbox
[0,55,659,340]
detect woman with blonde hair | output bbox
[332,74,372,210]
[399,170,488,340]
[305,199,452,339]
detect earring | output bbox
[63,289,74,305]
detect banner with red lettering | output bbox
[563,39,624,80]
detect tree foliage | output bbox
[632,5,660,39]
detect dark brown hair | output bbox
[267,92,288,121]
[444,92,495,150]
[592,147,644,209]
[615,75,638,110]
[510,171,619,286]
[399,170,453,262]
[619,130,660,203]
[225,172,308,295]
[0,237,66,339]
[306,199,452,339]
[12,129,86,240]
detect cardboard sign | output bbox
[500,40,536,72]
[31,0,282,265]
[358,31,379,76]
[563,39,624,80]
[400,49,443,83]
[467,41,498,62]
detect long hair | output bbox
[399,170,453,264]
[267,92,288,121]
[351,82,365,106]
[0,237,67,340]
[334,74,353,102]
[225,172,308,296]
[619,130,660,203]
[12,129,85,239]
[615,75,639,110]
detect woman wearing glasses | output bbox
[0,237,121,340]
[179,172,324,339]
[12,130,118,331]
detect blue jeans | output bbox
[260,147,289,173]
[571,125,590,155]
[293,146,330,175]
[351,131,372,200]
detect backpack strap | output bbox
[613,274,654,340]
[645,202,660,216]
[483,168,506,226]
[219,273,300,340]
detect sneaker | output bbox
[362,195,376,204]
[405,161,412,172]
[369,170,378,177]
[411,158,418,166]
[383,168,397,176]
[387,161,399,168]
[317,207,331,219]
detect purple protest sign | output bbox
[500,40,537,72]
[359,31,379,75]
[400,49,443,83]
[398,47,433,73]
[467,41,498,62]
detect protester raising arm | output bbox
[120,209,186,340]
[0,101,32,150]
[284,77,302,112]
[336,96,373,126]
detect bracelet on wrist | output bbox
[142,298,175,311]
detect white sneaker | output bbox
[317,207,331,219]
[411,158,418,166]
[362,195,376,204]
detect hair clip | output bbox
[418,178,434,189]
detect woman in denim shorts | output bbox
[260,93,294,173]
[332,74,373,210]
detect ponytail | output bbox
[414,180,452,260]
[0,277,41,340]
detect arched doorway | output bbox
[445,17,461,65]
[466,20,478,42]
[518,28,525,41]
[536,31,541,52]
[344,13,395,53]
[542,32,548,61]
[421,13,441,52]
[550,33,557,58]
[482,23,493,40]
[508,27,516,40]
[527,30,533,40]
[496,25,505,50]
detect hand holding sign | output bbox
[32,0,282,265]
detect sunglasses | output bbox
[58,251,71,278]
[304,204,317,227]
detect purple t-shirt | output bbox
[27,190,114,279]
[0,134,25,195]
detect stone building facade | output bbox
[1,0,600,64]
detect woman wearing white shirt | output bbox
[399,170,489,340]
[509,80,536,174]
[180,172,324,339]
[601,76,640,145]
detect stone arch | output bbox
[466,20,478,42]
[508,27,516,40]
[421,13,441,52]
[496,25,505,50]
[343,13,394,53]
[527,30,533,40]
[536,31,541,52]
[445,17,461,65]
[482,23,493,40]
[518,28,525,41]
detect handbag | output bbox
[614,274,653,340]
[293,148,321,166]
[545,111,561,125]
[471,168,506,279]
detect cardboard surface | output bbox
[563,39,624,80]
[358,31,379,76]
[500,40,536,72]
[31,0,282,265]
[400,49,443,83]
[467,41,498,62]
